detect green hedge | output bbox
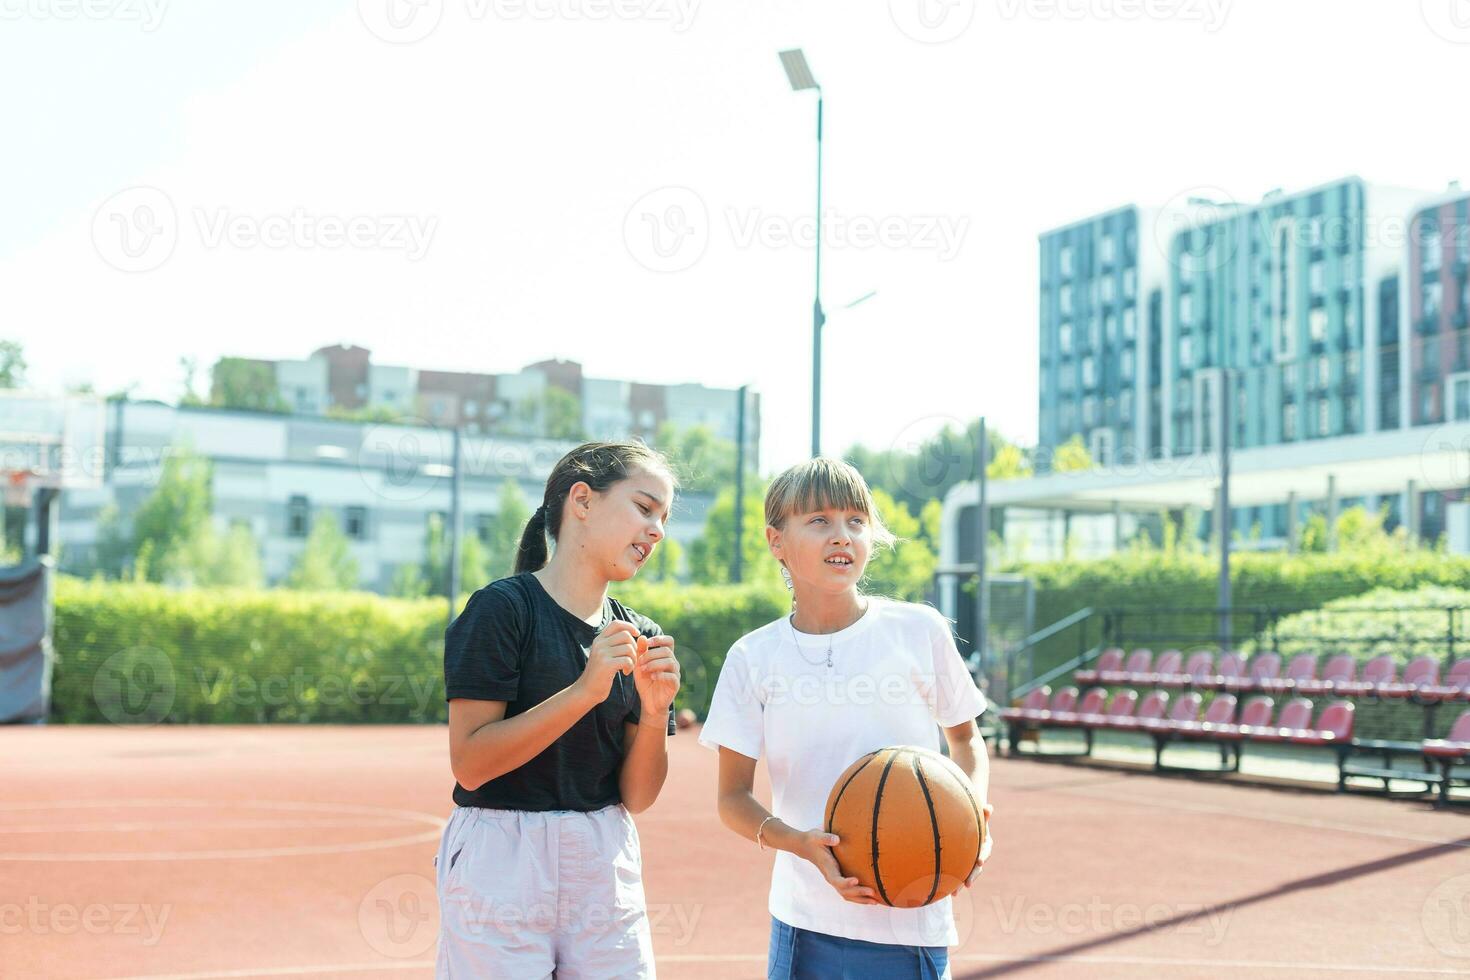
[51,576,789,724]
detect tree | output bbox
[179,356,207,407]
[862,489,939,602]
[211,358,290,413]
[510,389,584,440]
[639,536,683,583]
[421,512,491,596]
[0,340,26,389]
[687,485,781,586]
[656,422,736,492]
[129,446,214,584]
[286,511,360,591]
[846,421,1030,517]
[1048,435,1095,473]
[485,480,532,581]
[390,562,429,599]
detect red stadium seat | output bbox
[1214,652,1248,690]
[999,686,1051,722]
[1360,656,1405,697]
[1423,710,1470,760]
[1111,689,1169,730]
[1247,652,1282,690]
[1075,648,1123,685]
[1145,650,1183,685]
[1172,694,1238,736]
[1079,689,1138,728]
[1210,695,1275,740]
[1424,661,1470,702]
[1052,687,1108,726]
[1289,701,1355,746]
[1402,657,1440,692]
[1183,650,1216,685]
[1140,691,1201,733]
[1261,654,1317,694]
[1300,654,1360,696]
[1100,649,1152,686]
[1246,698,1314,742]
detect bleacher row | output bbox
[1072,648,1470,700]
[1000,648,1470,802]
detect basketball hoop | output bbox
[3,470,35,508]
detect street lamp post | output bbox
[778,48,824,457]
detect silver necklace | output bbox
[787,600,867,670]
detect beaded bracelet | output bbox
[756,815,779,851]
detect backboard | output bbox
[0,392,106,499]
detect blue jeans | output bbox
[767,917,950,980]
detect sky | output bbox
[3,0,1468,476]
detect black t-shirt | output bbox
[444,572,668,811]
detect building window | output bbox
[1273,220,1296,360]
[1082,357,1096,388]
[1180,292,1194,327]
[1060,322,1073,353]
[476,513,494,544]
[1309,308,1327,343]
[464,400,478,416]
[1425,281,1443,320]
[1101,235,1116,266]
[1105,314,1117,344]
[288,495,310,538]
[1101,277,1115,304]
[431,399,446,419]
[1454,377,1470,421]
[1060,246,1074,278]
[1422,221,1442,272]
[1179,335,1193,369]
[1123,268,1136,300]
[638,410,655,428]
[1089,427,1114,465]
[1089,318,1102,350]
[1060,285,1073,316]
[1317,398,1330,436]
[1123,308,1136,339]
[1310,260,1325,300]
[1122,349,1135,381]
[344,505,367,540]
[1120,389,1134,422]
[1082,397,1096,427]
[1314,356,1330,390]
[1420,384,1438,423]
[1345,350,1360,377]
[1175,379,1193,410]
[1283,404,1297,441]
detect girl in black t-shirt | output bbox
[436,442,681,979]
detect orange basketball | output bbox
[824,746,986,908]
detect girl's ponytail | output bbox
[514,503,551,574]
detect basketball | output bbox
[824,746,986,908]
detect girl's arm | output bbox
[714,747,878,905]
[942,719,994,886]
[449,622,640,790]
[619,634,680,813]
[448,686,602,790]
[618,719,670,814]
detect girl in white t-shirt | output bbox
[700,457,993,980]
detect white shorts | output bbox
[434,803,655,979]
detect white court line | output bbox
[99,963,436,980]
[0,799,446,862]
[657,953,1469,974]
[0,819,410,834]
[1056,785,1470,850]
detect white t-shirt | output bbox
[698,596,988,948]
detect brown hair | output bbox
[515,442,677,574]
[764,456,895,550]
